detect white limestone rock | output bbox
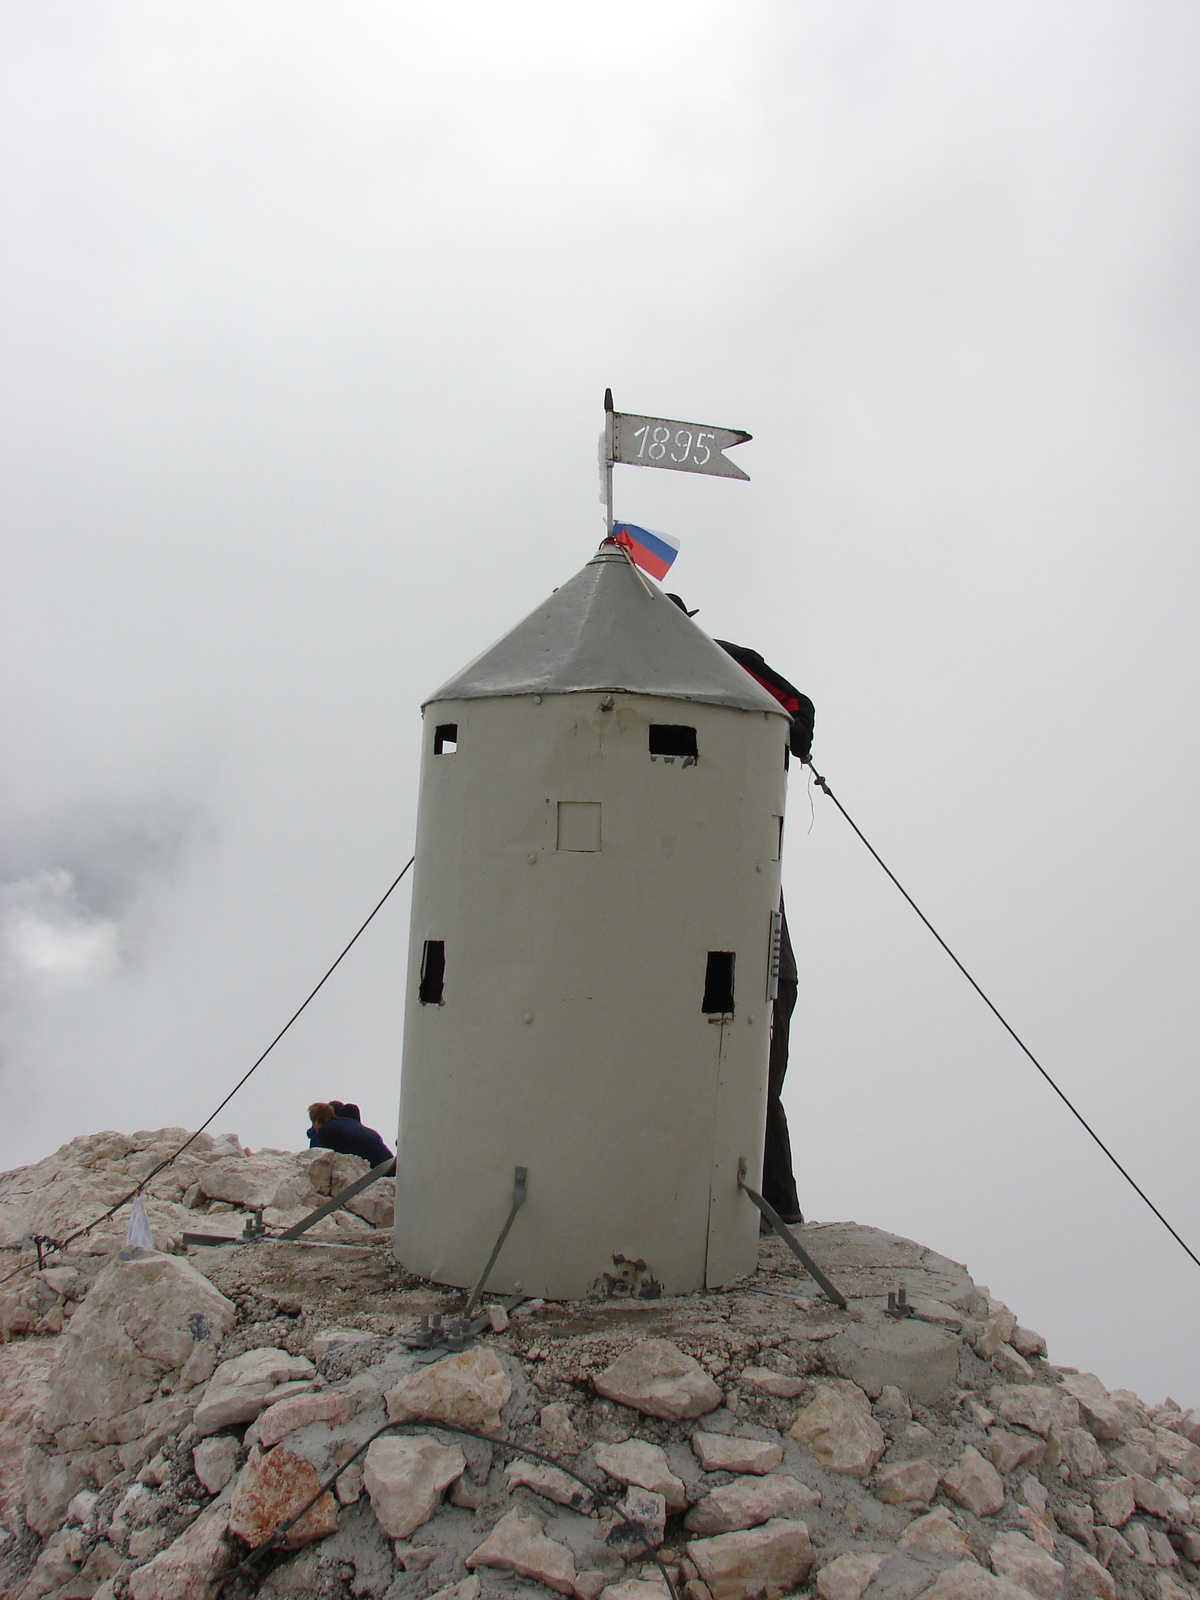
[1113,1437,1158,1478]
[1066,1544,1116,1600]
[540,1401,581,1450]
[920,1560,1046,1600]
[191,1347,315,1437]
[1156,1576,1194,1600]
[0,1341,54,1529]
[1156,1428,1200,1484]
[256,1390,356,1450]
[874,1385,912,1420]
[127,1496,233,1600]
[687,1518,815,1600]
[595,1438,687,1512]
[427,1579,481,1600]
[67,1488,99,1526]
[740,1368,806,1399]
[192,1436,238,1495]
[385,1345,513,1435]
[989,1532,1064,1600]
[197,1154,318,1212]
[790,1380,885,1478]
[1058,1425,1106,1479]
[944,1446,1006,1518]
[345,1178,395,1228]
[600,1583,670,1600]
[0,1128,210,1253]
[1011,1327,1047,1359]
[685,1474,821,1535]
[897,1507,974,1559]
[363,1435,466,1539]
[989,1385,1079,1439]
[466,1506,578,1595]
[606,1486,668,1552]
[1092,1476,1136,1528]
[505,1457,593,1510]
[1132,1473,1174,1520]
[691,1434,783,1476]
[992,1346,1035,1385]
[873,1459,939,1505]
[816,1552,887,1600]
[38,1253,234,1449]
[595,1340,723,1421]
[1122,1520,1154,1564]
[988,1429,1046,1475]
[1058,1374,1126,1441]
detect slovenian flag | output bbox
[613,522,680,582]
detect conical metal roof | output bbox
[425,544,787,716]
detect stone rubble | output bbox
[226,1443,339,1549]
[943,1446,1007,1518]
[692,1435,784,1475]
[683,1473,821,1535]
[465,1505,579,1594]
[689,1517,815,1600]
[384,1343,512,1434]
[595,1341,724,1421]
[361,1435,466,1537]
[816,1550,888,1600]
[0,1126,1195,1600]
[789,1380,887,1478]
[595,1440,688,1513]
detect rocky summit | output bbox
[0,1129,1196,1600]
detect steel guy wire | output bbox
[0,855,415,1287]
[220,1415,679,1599]
[804,760,1200,1272]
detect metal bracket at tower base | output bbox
[277,1157,397,1241]
[737,1158,847,1310]
[181,1158,399,1251]
[463,1166,528,1320]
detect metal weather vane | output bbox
[602,388,751,564]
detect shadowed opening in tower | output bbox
[648,724,698,760]
[419,939,446,1004]
[702,951,735,1014]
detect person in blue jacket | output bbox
[307,1102,394,1167]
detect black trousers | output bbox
[763,899,801,1221]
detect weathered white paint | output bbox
[393,548,791,1297]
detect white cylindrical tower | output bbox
[393,545,792,1298]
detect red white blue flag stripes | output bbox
[613,522,680,582]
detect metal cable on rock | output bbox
[0,855,416,1286]
[804,761,1200,1272]
[220,1416,679,1599]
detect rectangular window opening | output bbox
[770,815,784,862]
[434,723,458,755]
[419,939,445,1004]
[702,950,736,1015]
[648,724,698,764]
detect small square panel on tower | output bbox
[557,801,601,852]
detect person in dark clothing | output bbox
[330,1101,361,1122]
[764,900,802,1222]
[667,596,811,1224]
[307,1102,394,1167]
[711,639,815,766]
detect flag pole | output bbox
[604,387,614,539]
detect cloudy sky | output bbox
[2,2,1198,1403]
